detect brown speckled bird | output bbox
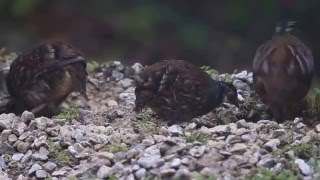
[7,41,87,117]
[134,60,238,122]
[0,69,13,114]
[253,21,314,122]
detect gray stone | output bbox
[296,122,306,129]
[236,119,248,128]
[226,135,242,144]
[174,168,190,179]
[0,141,16,154]
[285,150,295,160]
[27,121,37,131]
[241,134,252,142]
[35,117,53,130]
[12,122,27,136]
[42,161,57,172]
[126,173,135,180]
[122,133,140,145]
[96,165,112,179]
[170,158,181,168]
[160,168,176,177]
[125,148,141,159]
[8,134,17,144]
[32,135,47,148]
[118,78,133,88]
[135,168,146,179]
[68,146,79,156]
[39,146,49,156]
[28,164,42,175]
[142,138,155,146]
[71,129,84,142]
[112,70,124,81]
[94,151,115,160]
[21,150,32,163]
[0,113,15,130]
[272,129,286,138]
[209,125,228,134]
[168,125,182,135]
[107,100,118,107]
[257,158,275,168]
[264,139,280,151]
[316,124,320,133]
[257,120,272,124]
[159,126,170,136]
[32,153,48,161]
[16,174,26,180]
[132,164,140,171]
[16,141,30,153]
[18,131,31,141]
[0,130,11,141]
[230,143,247,154]
[52,170,67,177]
[185,123,197,131]
[0,172,10,180]
[200,167,221,176]
[36,170,47,179]
[131,63,143,74]
[0,156,6,170]
[294,158,313,176]
[138,155,162,169]
[12,153,24,161]
[21,111,35,123]
[189,145,206,158]
[181,158,189,165]
[236,128,249,136]
[272,163,284,172]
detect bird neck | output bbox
[215,81,227,104]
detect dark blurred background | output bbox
[0,0,319,74]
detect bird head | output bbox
[218,81,239,107]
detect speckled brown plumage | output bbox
[253,21,314,122]
[7,41,87,117]
[0,69,13,114]
[134,60,238,122]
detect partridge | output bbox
[7,41,87,117]
[253,21,314,122]
[134,60,238,122]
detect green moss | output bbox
[47,139,77,166]
[103,142,128,153]
[246,168,299,180]
[0,48,19,61]
[107,174,118,180]
[313,88,320,108]
[223,73,234,83]
[53,105,79,121]
[134,114,158,134]
[243,96,255,108]
[45,176,53,180]
[195,174,217,180]
[274,143,314,159]
[269,122,280,130]
[200,66,219,77]
[181,132,209,144]
[67,176,78,180]
[86,60,101,72]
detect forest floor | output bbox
[0,59,319,180]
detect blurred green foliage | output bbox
[0,0,319,74]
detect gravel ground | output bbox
[0,60,319,180]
